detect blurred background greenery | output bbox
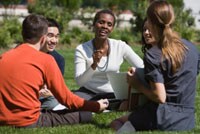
[0,0,199,49]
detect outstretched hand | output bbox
[97,99,109,112]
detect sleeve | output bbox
[123,42,144,68]
[144,49,164,83]
[74,46,95,86]
[197,52,200,75]
[44,56,100,112]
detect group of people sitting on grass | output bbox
[0,0,200,133]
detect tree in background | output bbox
[0,0,22,48]
[168,0,197,41]
[0,0,21,18]
[0,0,198,48]
[28,0,73,32]
[131,0,197,42]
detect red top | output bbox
[0,44,99,127]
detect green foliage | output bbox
[131,0,149,34]
[173,8,196,41]
[110,29,140,45]
[101,0,133,11]
[0,28,13,48]
[131,0,198,42]
[81,0,133,10]
[0,18,22,48]
[165,0,196,41]
[82,0,103,8]
[28,0,72,33]
[0,0,21,7]
[61,27,94,46]
[56,0,82,11]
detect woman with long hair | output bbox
[110,0,200,132]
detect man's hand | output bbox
[39,85,53,98]
[97,99,109,112]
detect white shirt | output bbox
[74,38,144,93]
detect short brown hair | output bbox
[22,14,48,44]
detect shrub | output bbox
[110,29,140,45]
[0,18,22,48]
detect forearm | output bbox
[80,100,100,112]
[125,44,144,68]
[75,67,95,86]
[132,76,166,103]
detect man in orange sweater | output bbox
[0,14,109,128]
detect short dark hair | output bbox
[93,9,116,26]
[22,14,48,44]
[46,18,61,32]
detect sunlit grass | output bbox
[0,45,199,134]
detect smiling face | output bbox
[143,20,157,46]
[41,26,59,53]
[93,13,114,40]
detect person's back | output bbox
[0,44,56,126]
[163,39,199,106]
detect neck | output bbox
[93,38,109,56]
[93,38,108,49]
[26,42,41,51]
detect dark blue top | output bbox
[48,50,65,75]
[143,39,200,130]
[144,39,199,106]
[40,50,65,110]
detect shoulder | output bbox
[49,50,64,60]
[75,40,93,56]
[145,46,162,65]
[108,38,130,49]
[181,39,198,51]
[108,38,126,45]
[76,40,93,50]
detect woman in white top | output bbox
[74,9,144,100]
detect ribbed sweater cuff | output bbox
[81,100,100,112]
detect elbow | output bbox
[75,77,85,87]
[75,77,81,86]
[156,96,166,104]
[158,99,166,104]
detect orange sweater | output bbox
[0,44,99,127]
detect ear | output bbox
[41,35,47,44]
[40,35,47,45]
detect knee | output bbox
[79,111,92,123]
[109,119,125,131]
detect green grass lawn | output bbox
[0,45,200,134]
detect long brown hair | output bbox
[147,0,187,73]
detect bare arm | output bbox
[127,67,166,103]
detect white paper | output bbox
[107,72,139,100]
